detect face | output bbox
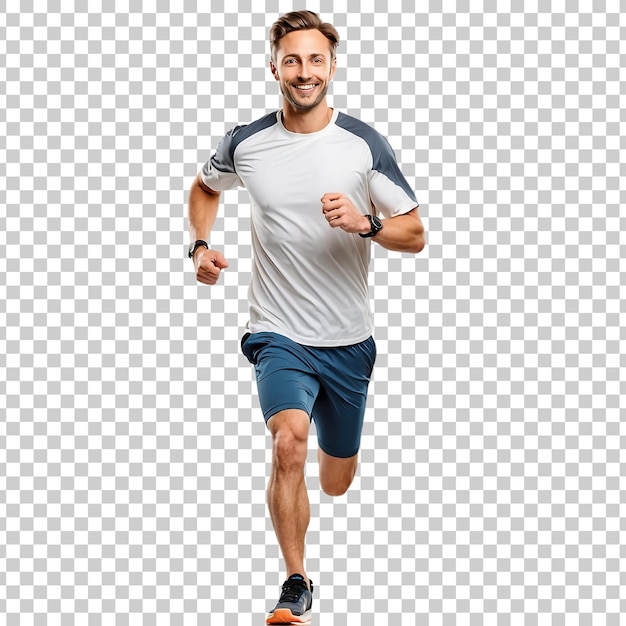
[271,29,337,112]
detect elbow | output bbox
[410,237,425,254]
[406,209,425,253]
[411,226,426,254]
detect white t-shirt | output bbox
[202,109,418,347]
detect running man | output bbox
[187,10,425,623]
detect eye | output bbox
[284,58,297,65]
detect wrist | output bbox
[359,215,371,234]
[188,239,209,258]
[193,246,207,260]
[358,214,383,238]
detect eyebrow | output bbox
[282,53,327,59]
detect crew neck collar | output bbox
[277,108,338,136]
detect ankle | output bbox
[286,571,310,590]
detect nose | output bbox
[298,64,312,81]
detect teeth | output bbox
[295,84,317,90]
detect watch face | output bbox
[372,215,382,230]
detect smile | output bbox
[293,84,319,91]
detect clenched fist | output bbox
[194,248,229,285]
[321,193,371,234]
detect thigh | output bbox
[242,332,321,423]
[311,337,376,459]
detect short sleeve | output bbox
[200,126,244,191]
[367,135,418,219]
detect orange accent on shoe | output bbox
[266,607,311,624]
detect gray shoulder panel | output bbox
[335,112,417,203]
[208,111,279,175]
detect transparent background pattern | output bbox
[1,1,624,624]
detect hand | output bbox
[194,248,229,285]
[321,193,370,234]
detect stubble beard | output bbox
[282,81,330,112]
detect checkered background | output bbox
[1,1,624,624]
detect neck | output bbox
[281,101,333,134]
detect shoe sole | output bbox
[266,607,312,624]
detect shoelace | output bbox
[279,580,308,603]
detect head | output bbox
[270,10,339,64]
[269,11,339,112]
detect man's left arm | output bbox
[321,193,425,254]
[368,207,425,253]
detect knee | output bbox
[321,479,351,497]
[318,450,358,496]
[320,468,356,497]
[271,428,308,473]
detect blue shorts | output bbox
[241,332,376,458]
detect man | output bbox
[188,10,424,624]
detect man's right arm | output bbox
[188,173,229,285]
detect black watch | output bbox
[188,239,209,258]
[359,214,383,238]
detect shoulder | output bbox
[213,111,279,166]
[334,112,395,161]
[223,111,279,149]
[209,112,278,175]
[334,112,414,201]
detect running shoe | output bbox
[266,574,314,624]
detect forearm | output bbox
[188,175,221,243]
[372,209,425,253]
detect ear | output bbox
[329,57,337,81]
[270,60,279,81]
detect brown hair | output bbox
[270,10,339,62]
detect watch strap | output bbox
[188,239,209,258]
[359,215,382,238]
